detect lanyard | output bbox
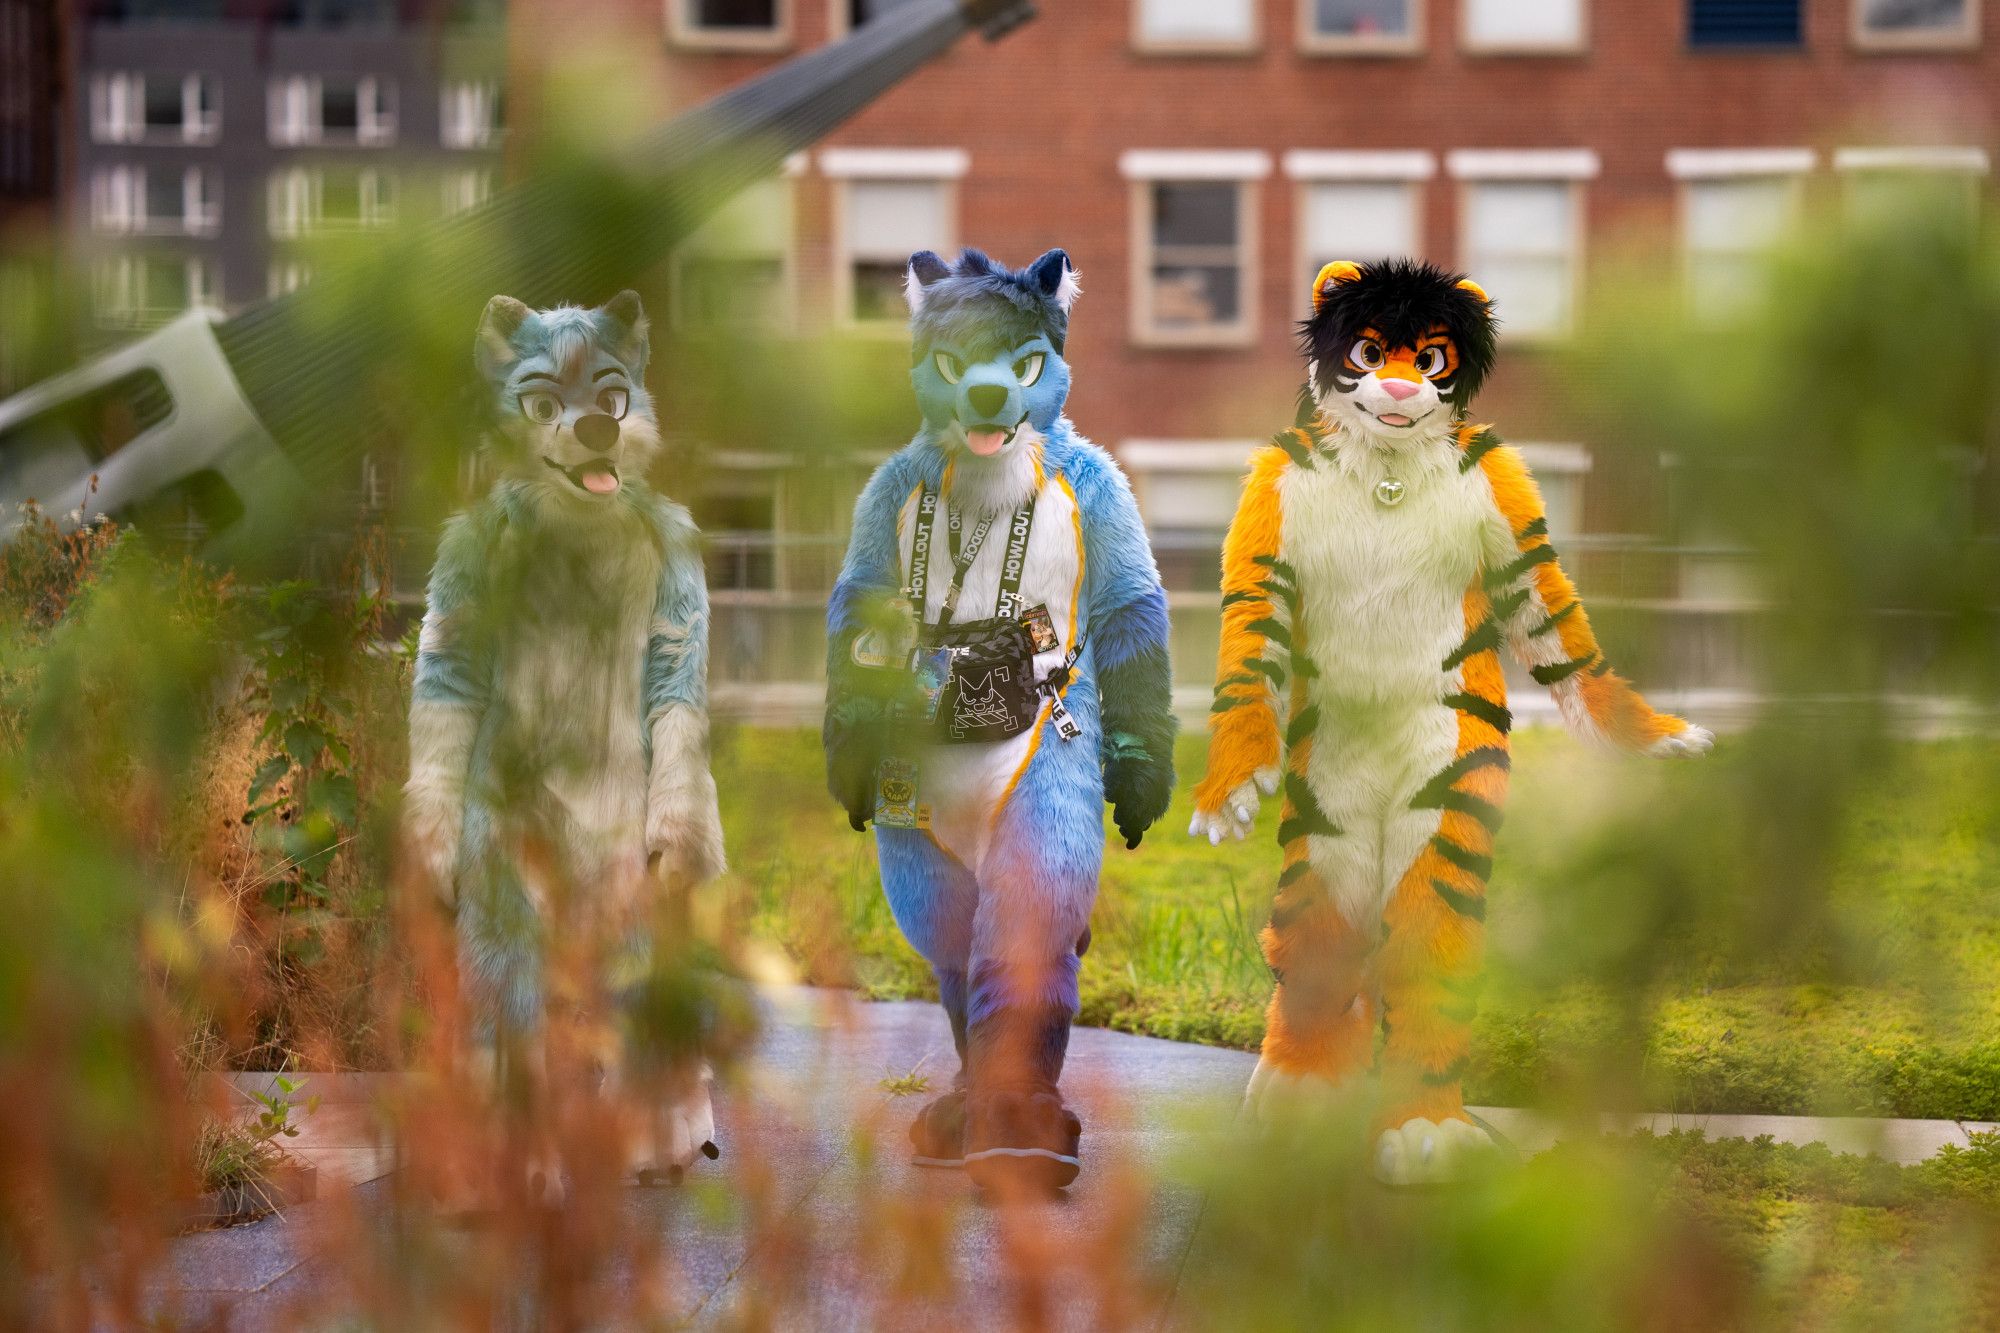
[907,484,1036,625]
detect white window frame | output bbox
[822,148,968,334]
[267,260,313,298]
[1122,150,1270,349]
[1460,0,1589,54]
[1449,149,1597,342]
[90,73,220,145]
[1299,0,1425,55]
[93,255,221,329]
[1852,0,1981,50]
[1286,150,1434,314]
[267,167,399,237]
[1512,441,1591,541]
[439,81,502,150]
[1834,146,1990,230]
[91,166,221,237]
[267,75,397,147]
[667,0,794,52]
[670,159,803,334]
[441,168,495,217]
[1132,0,1262,55]
[1668,149,1814,323]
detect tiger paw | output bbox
[1371,1116,1497,1187]
[1188,767,1281,845]
[1648,724,1714,759]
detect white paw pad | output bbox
[1371,1117,1497,1187]
[1648,724,1715,759]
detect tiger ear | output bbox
[1455,277,1491,305]
[1311,261,1363,313]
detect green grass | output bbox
[717,726,2000,1121]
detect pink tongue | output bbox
[966,428,1007,456]
[1379,413,1414,427]
[581,467,620,495]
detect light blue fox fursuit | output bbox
[824,249,1176,1191]
[405,291,726,1193]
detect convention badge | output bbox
[854,597,920,670]
[914,646,954,723]
[875,758,921,829]
[1049,695,1083,743]
[1022,603,1060,654]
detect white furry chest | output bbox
[1281,446,1496,709]
[495,528,661,842]
[894,470,1084,872]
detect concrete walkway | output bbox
[166,989,1997,1329]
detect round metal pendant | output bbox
[1375,478,1407,508]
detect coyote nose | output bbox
[1379,378,1421,402]
[573,413,620,453]
[966,385,1009,418]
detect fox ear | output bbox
[1311,261,1363,314]
[1455,276,1491,305]
[475,295,532,379]
[905,250,953,315]
[598,289,650,368]
[1028,248,1082,314]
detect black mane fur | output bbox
[1299,258,1500,409]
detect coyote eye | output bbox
[1349,339,1385,372]
[1415,347,1449,378]
[520,391,562,425]
[596,386,629,419]
[934,352,965,385]
[1013,353,1046,388]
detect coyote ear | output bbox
[1455,276,1491,305]
[1310,261,1363,314]
[475,295,532,379]
[1028,248,1081,314]
[598,289,651,368]
[905,250,952,316]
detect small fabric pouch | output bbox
[927,617,1041,745]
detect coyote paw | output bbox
[630,1065,719,1186]
[1372,1117,1497,1187]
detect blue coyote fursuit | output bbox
[405,291,727,1201]
[823,248,1176,1191]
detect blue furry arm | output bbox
[643,506,727,884]
[406,506,497,893]
[1072,449,1177,849]
[823,459,914,831]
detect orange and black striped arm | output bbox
[1469,431,1709,755]
[1193,443,1301,814]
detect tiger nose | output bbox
[573,413,620,453]
[966,385,1009,418]
[1380,378,1421,401]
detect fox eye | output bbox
[934,352,965,385]
[596,386,629,419]
[1415,346,1449,378]
[1013,352,1046,388]
[520,391,562,424]
[1349,339,1386,371]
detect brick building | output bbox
[587,0,1994,700]
[0,0,68,397]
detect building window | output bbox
[838,0,924,30]
[1689,0,1803,47]
[1288,151,1433,308]
[94,255,220,329]
[1836,146,1989,235]
[268,75,396,147]
[268,168,398,236]
[1122,151,1269,347]
[1463,0,1586,50]
[822,148,967,330]
[441,169,495,217]
[669,0,790,50]
[1120,440,1260,593]
[1513,443,1591,541]
[1854,0,1978,47]
[1134,0,1259,52]
[672,175,794,333]
[1450,150,1596,339]
[1669,150,1812,322]
[1302,0,1422,52]
[91,166,221,237]
[439,82,502,150]
[692,454,783,593]
[91,73,219,145]
[268,261,313,298]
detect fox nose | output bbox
[1379,378,1421,402]
[573,413,620,453]
[966,385,1009,419]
